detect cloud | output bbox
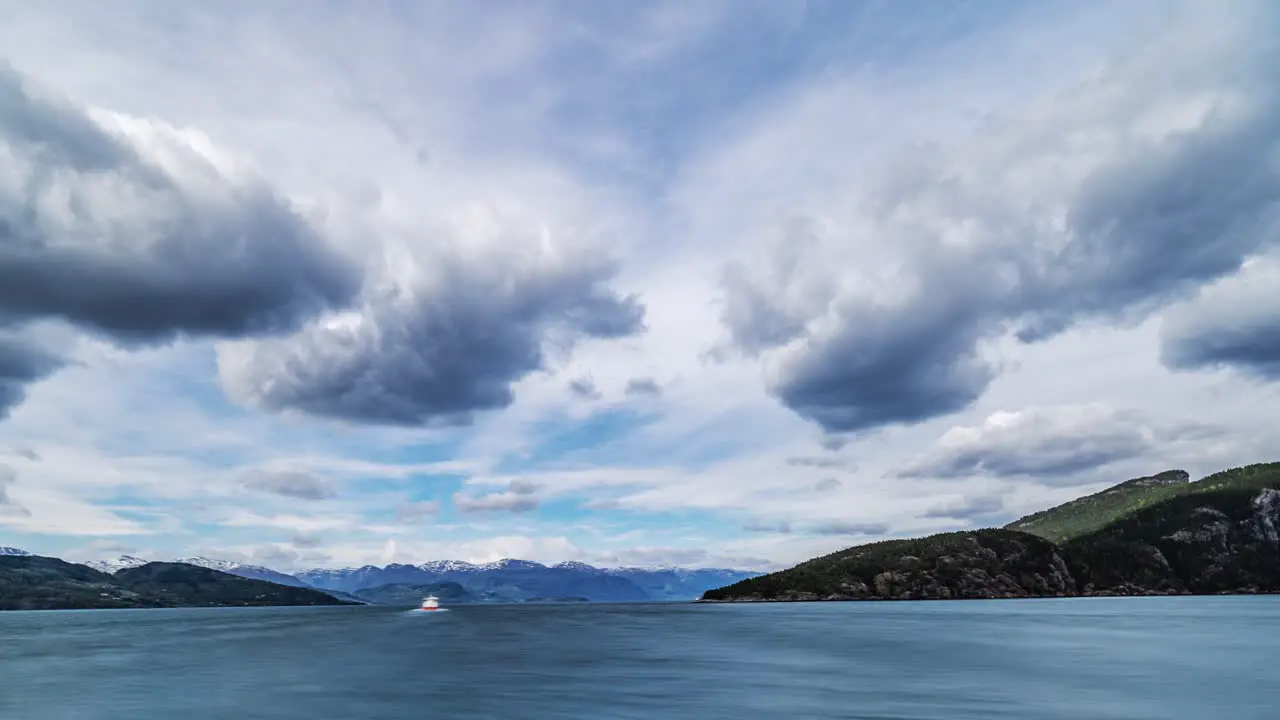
[252,545,301,569]
[0,464,30,516]
[592,545,773,570]
[0,64,361,345]
[0,335,64,419]
[898,404,1211,483]
[1161,256,1280,380]
[624,377,662,397]
[243,470,337,501]
[923,493,1006,521]
[290,533,324,549]
[807,521,890,537]
[811,477,842,492]
[218,224,645,426]
[453,478,540,514]
[5,446,39,461]
[714,5,1280,435]
[568,377,602,400]
[784,456,850,470]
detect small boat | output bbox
[419,595,440,611]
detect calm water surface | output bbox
[2,597,1278,719]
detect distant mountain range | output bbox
[47,552,762,604]
[293,559,758,602]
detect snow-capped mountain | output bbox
[174,556,240,572]
[174,557,312,588]
[475,558,546,572]
[416,560,480,573]
[85,555,148,573]
[0,546,31,556]
[293,558,760,600]
[552,561,602,573]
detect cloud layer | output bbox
[0,65,361,343]
[717,5,1280,436]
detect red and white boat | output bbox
[419,595,440,611]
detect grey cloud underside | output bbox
[721,24,1280,435]
[0,463,29,516]
[569,377,602,400]
[923,493,1005,521]
[0,335,63,419]
[453,478,540,514]
[1160,260,1280,380]
[223,251,644,426]
[809,521,889,537]
[624,377,662,397]
[0,65,361,344]
[1164,323,1280,380]
[898,405,1220,484]
[243,470,336,501]
[904,429,1151,481]
[290,533,324,549]
[744,518,885,536]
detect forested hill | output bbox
[702,462,1280,602]
[0,556,352,610]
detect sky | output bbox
[0,0,1278,572]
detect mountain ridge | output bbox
[31,552,760,602]
[0,556,353,610]
[702,462,1280,602]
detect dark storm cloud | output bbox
[222,250,645,426]
[0,336,64,419]
[243,470,337,501]
[719,20,1280,435]
[624,377,662,397]
[0,65,362,345]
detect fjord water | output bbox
[2,598,1277,719]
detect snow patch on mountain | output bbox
[0,546,31,556]
[175,556,242,572]
[417,560,479,573]
[552,561,602,573]
[85,555,148,573]
[475,558,547,572]
[175,557,312,588]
